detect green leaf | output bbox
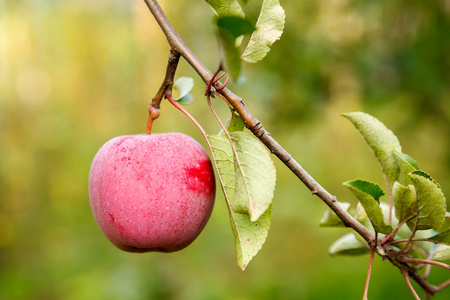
[346,180,385,201]
[173,76,194,100]
[344,180,393,234]
[241,0,285,63]
[432,244,450,262]
[427,229,450,246]
[393,182,417,224]
[355,202,369,222]
[411,170,440,188]
[218,28,242,81]
[394,151,418,185]
[329,233,370,256]
[207,132,276,269]
[217,16,255,38]
[220,110,245,135]
[395,151,419,170]
[205,0,245,18]
[320,202,351,227]
[342,112,402,188]
[229,205,272,270]
[232,132,276,221]
[409,171,447,231]
[208,134,235,202]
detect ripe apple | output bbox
[88,133,216,253]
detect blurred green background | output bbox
[1,0,449,299]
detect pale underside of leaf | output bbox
[432,244,450,262]
[208,134,235,200]
[329,233,370,256]
[173,76,194,100]
[207,132,275,270]
[231,131,276,222]
[229,205,272,270]
[241,0,285,63]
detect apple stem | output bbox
[147,105,160,135]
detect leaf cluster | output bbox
[321,112,449,263]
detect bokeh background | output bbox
[1,0,449,299]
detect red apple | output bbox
[88,133,216,253]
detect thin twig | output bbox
[381,212,417,245]
[437,279,450,291]
[166,93,210,149]
[403,270,421,300]
[400,257,450,271]
[363,250,374,300]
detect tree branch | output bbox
[142,0,443,296]
[143,0,376,249]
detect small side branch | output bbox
[147,50,180,134]
[151,49,181,109]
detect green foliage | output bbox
[207,110,276,269]
[206,0,285,79]
[217,16,255,38]
[428,230,450,246]
[217,28,243,81]
[409,171,447,231]
[325,112,449,262]
[394,151,419,186]
[431,244,450,262]
[393,182,417,224]
[205,0,245,18]
[220,110,246,133]
[343,180,392,234]
[342,112,401,188]
[241,0,285,63]
[228,204,273,270]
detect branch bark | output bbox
[142,0,441,296]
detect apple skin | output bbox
[89,133,216,253]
